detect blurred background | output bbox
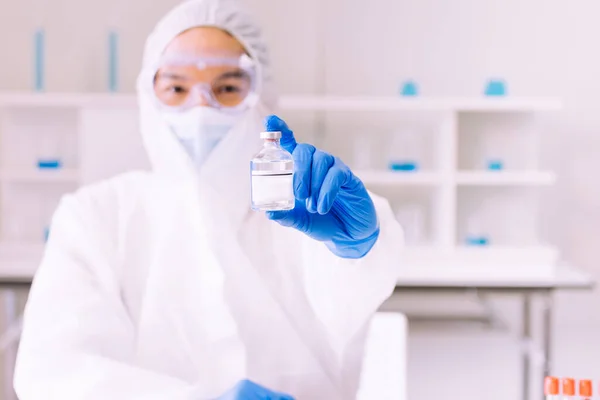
[0,0,599,399]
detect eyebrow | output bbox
[216,70,250,80]
[155,70,250,82]
[156,72,189,81]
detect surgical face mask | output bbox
[162,106,243,168]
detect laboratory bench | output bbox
[0,264,593,400]
[390,265,594,400]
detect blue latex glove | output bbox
[265,115,379,259]
[217,379,294,400]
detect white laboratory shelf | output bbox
[0,169,80,183]
[396,264,560,286]
[0,93,563,112]
[356,170,443,186]
[278,95,563,112]
[0,242,44,256]
[0,91,566,275]
[456,171,556,186]
[0,242,45,278]
[0,92,137,108]
[401,245,559,268]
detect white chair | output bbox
[358,312,407,400]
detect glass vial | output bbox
[33,28,45,92]
[388,130,422,172]
[395,204,425,246]
[108,29,119,92]
[251,131,294,211]
[35,133,63,169]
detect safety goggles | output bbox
[152,53,258,113]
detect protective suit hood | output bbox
[137,0,270,179]
[136,0,273,225]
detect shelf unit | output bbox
[0,92,563,273]
[0,92,561,111]
[278,96,562,112]
[356,170,557,187]
[0,92,137,108]
[278,94,562,268]
[455,171,556,186]
[0,169,80,183]
[356,170,443,186]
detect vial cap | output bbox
[562,378,576,396]
[544,377,559,395]
[579,379,593,396]
[260,131,282,139]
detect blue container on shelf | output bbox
[389,161,419,172]
[108,30,119,92]
[465,236,490,246]
[37,159,62,169]
[487,159,504,171]
[484,79,507,96]
[400,80,418,97]
[33,28,45,92]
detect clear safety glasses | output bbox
[152,54,258,113]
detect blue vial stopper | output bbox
[389,161,419,172]
[44,226,51,242]
[484,79,507,96]
[37,159,62,169]
[400,80,418,97]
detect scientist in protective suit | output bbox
[14,0,404,399]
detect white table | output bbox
[0,262,593,400]
[393,265,594,400]
[0,274,32,400]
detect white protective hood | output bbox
[136,0,271,226]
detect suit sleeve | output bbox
[301,192,403,348]
[14,193,207,400]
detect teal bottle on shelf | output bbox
[487,159,504,171]
[34,28,45,91]
[389,161,419,172]
[37,160,62,169]
[108,30,119,92]
[465,236,490,246]
[484,79,507,96]
[400,80,418,97]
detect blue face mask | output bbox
[162,107,243,168]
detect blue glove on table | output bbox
[265,115,379,259]
[217,379,294,400]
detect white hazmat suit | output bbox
[14,0,404,399]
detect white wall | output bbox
[265,1,600,397]
[2,0,600,399]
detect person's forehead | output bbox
[163,27,246,59]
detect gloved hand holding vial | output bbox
[253,115,380,259]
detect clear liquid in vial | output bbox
[251,132,295,211]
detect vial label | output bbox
[251,173,294,205]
